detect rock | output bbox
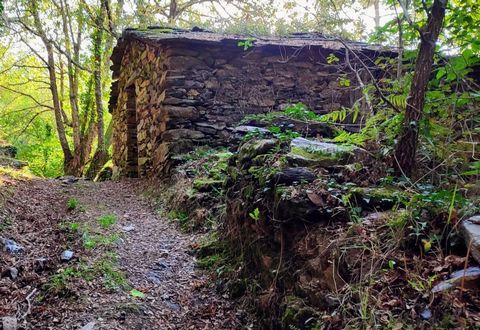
[432,266,480,293]
[1,267,18,280]
[287,137,357,168]
[0,145,17,158]
[280,295,319,329]
[233,125,269,134]
[146,271,162,284]
[59,176,79,184]
[7,267,18,280]
[155,260,168,270]
[196,122,227,131]
[122,225,135,232]
[159,250,169,258]
[274,167,316,185]
[193,178,224,192]
[0,238,24,254]
[350,186,410,211]
[165,105,199,119]
[460,215,480,263]
[270,117,338,138]
[420,308,432,320]
[61,250,74,262]
[2,316,17,330]
[238,138,277,163]
[164,301,181,311]
[80,321,96,330]
[161,129,205,141]
[34,257,49,272]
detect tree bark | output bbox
[394,0,447,177]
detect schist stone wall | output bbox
[110,29,393,178]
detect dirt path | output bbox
[1,178,244,329]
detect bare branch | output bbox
[0,84,54,110]
[335,38,402,113]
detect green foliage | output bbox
[249,207,260,221]
[130,289,145,298]
[68,222,80,231]
[98,214,117,229]
[332,131,367,146]
[237,38,255,50]
[96,252,127,289]
[318,107,349,123]
[283,103,318,121]
[462,161,480,176]
[167,209,190,230]
[82,232,119,249]
[46,252,126,294]
[338,76,351,87]
[326,53,340,64]
[67,197,78,210]
[268,126,300,142]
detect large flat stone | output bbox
[165,105,199,119]
[287,137,357,168]
[161,129,205,141]
[460,215,480,263]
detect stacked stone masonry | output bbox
[110,28,395,178]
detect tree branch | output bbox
[335,38,402,113]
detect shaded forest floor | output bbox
[0,175,246,329]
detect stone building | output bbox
[109,27,394,178]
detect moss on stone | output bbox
[350,186,411,210]
[281,295,319,329]
[238,139,278,163]
[287,145,351,167]
[193,178,224,192]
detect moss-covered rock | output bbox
[287,137,357,168]
[238,138,278,163]
[193,178,224,192]
[350,186,411,210]
[281,295,319,329]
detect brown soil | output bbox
[0,178,244,329]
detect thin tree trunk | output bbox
[59,0,81,153]
[394,0,447,177]
[86,0,109,179]
[396,10,404,80]
[169,0,178,25]
[374,0,380,28]
[29,0,73,172]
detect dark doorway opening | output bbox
[125,85,138,178]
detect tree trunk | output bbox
[394,0,447,177]
[374,0,380,28]
[168,0,178,25]
[86,1,109,180]
[29,0,74,174]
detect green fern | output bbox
[387,94,407,110]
